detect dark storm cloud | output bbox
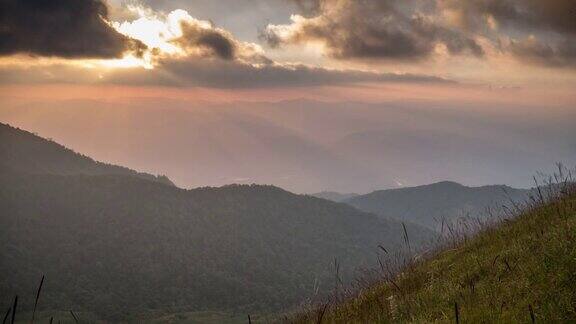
[0,58,451,88]
[264,0,483,61]
[173,22,236,60]
[197,32,235,60]
[442,0,576,35]
[440,0,576,67]
[508,38,576,67]
[154,58,452,88]
[0,0,146,58]
[0,2,454,88]
[267,0,576,68]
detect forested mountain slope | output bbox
[0,123,436,321]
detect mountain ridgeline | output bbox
[342,181,531,232]
[0,123,436,321]
[310,191,359,202]
[0,122,174,186]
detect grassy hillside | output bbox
[345,181,530,231]
[292,182,576,323]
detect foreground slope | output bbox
[346,181,530,231]
[0,124,436,320]
[294,186,576,323]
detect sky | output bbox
[0,0,575,192]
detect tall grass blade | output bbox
[316,302,328,324]
[31,275,45,324]
[529,304,535,323]
[402,223,411,251]
[2,307,11,324]
[454,301,460,324]
[69,311,79,324]
[10,296,17,324]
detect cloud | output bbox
[439,0,576,67]
[182,29,235,60]
[263,0,483,61]
[440,0,576,35]
[266,0,576,68]
[0,57,451,88]
[111,8,272,66]
[153,58,452,88]
[170,16,238,61]
[508,37,576,67]
[0,0,146,58]
[0,6,451,88]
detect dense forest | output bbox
[0,123,436,321]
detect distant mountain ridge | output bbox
[344,181,531,231]
[310,191,359,202]
[0,122,173,186]
[0,122,436,321]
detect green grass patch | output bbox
[292,188,576,323]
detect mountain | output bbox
[344,181,530,231]
[0,123,436,321]
[292,184,576,323]
[310,191,358,202]
[0,123,173,186]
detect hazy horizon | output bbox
[1,0,575,192]
[1,89,574,193]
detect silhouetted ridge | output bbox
[345,181,530,231]
[0,122,174,186]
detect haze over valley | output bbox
[1,0,575,322]
[1,96,573,193]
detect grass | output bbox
[5,165,575,323]
[10,309,272,323]
[289,177,576,323]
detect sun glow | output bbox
[96,54,154,69]
[6,7,206,70]
[107,7,222,69]
[112,8,187,56]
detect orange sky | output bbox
[2,83,575,108]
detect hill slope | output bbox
[0,123,436,321]
[0,123,173,185]
[293,185,576,323]
[345,181,530,231]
